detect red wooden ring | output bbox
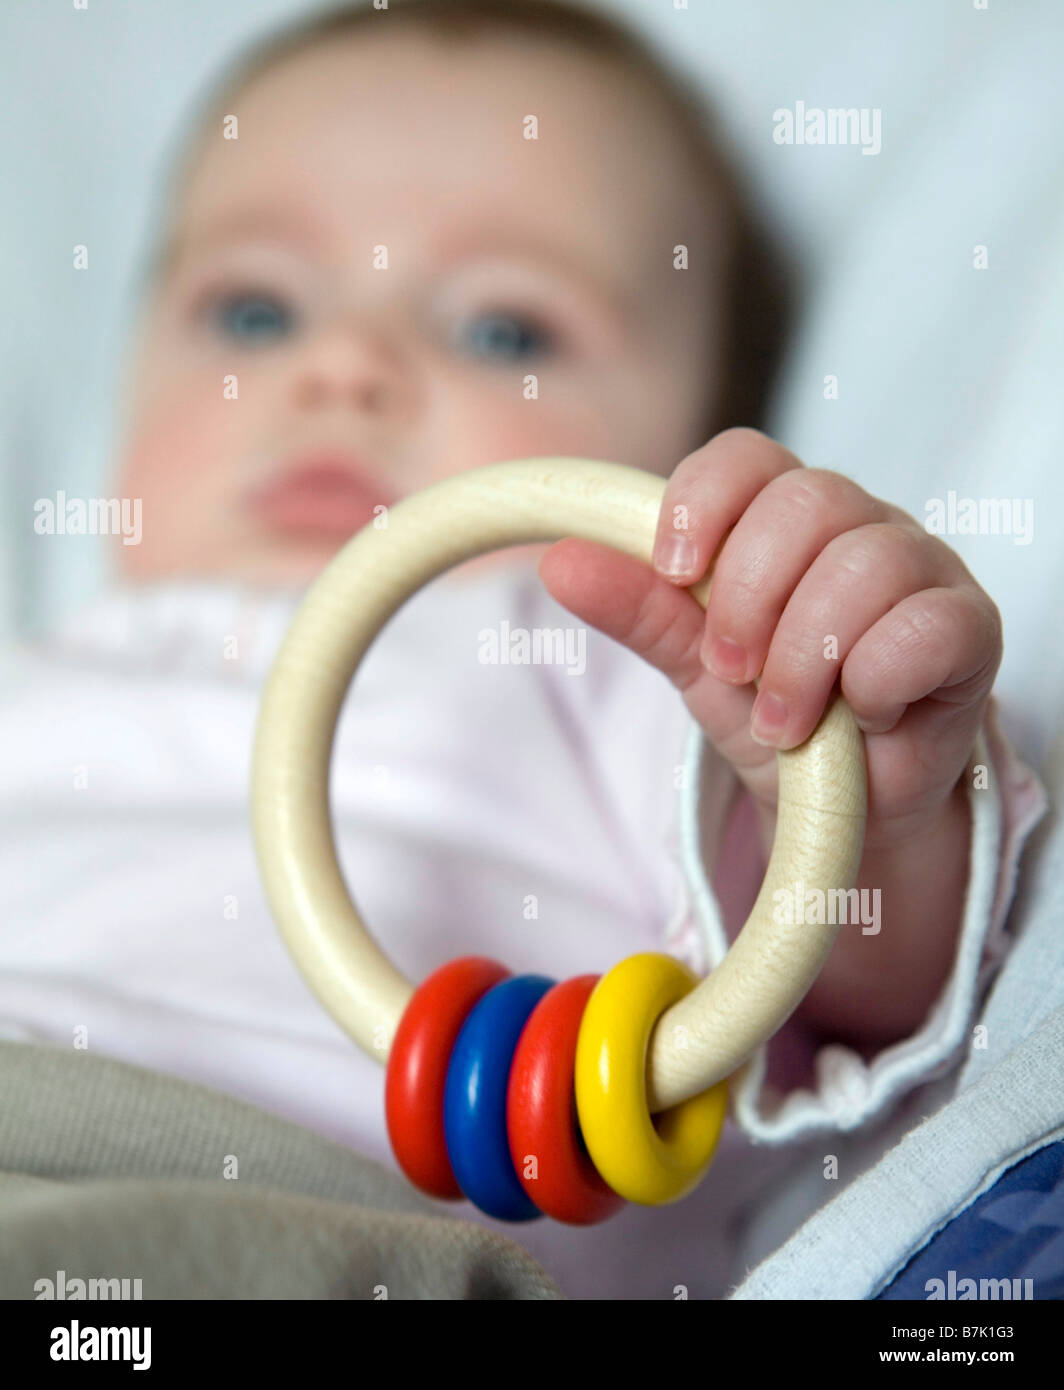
[386,955,510,1199]
[507,974,626,1225]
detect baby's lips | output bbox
[244,452,397,536]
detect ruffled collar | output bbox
[34,578,304,684]
[32,565,548,686]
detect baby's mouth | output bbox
[244,454,397,539]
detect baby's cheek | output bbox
[121,378,244,494]
[113,383,247,576]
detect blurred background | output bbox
[1,0,1062,766]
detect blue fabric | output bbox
[877,1139,1064,1299]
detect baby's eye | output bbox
[453,311,554,363]
[209,291,296,346]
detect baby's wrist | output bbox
[788,780,972,1047]
[860,778,970,858]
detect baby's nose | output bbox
[290,319,415,415]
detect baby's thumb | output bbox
[536,540,770,789]
[537,538,706,686]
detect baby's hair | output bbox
[149,0,795,440]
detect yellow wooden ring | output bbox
[574,952,729,1206]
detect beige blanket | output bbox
[0,1041,563,1300]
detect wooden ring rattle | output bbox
[250,458,867,1210]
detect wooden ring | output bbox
[574,952,728,1206]
[443,974,555,1222]
[250,458,867,1113]
[507,974,626,1226]
[385,956,511,1200]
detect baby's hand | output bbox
[540,428,1001,850]
[538,429,1003,1043]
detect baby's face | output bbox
[114,31,722,586]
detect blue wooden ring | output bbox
[443,973,556,1221]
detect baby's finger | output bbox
[538,537,707,690]
[537,537,765,765]
[748,521,964,749]
[651,428,804,584]
[699,468,901,690]
[841,585,1003,747]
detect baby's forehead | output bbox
[182,37,709,261]
[185,30,713,233]
[160,28,723,323]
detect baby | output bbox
[2,0,1043,1298]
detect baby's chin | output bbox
[111,530,548,592]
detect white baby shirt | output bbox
[0,564,1047,1299]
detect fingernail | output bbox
[703,634,748,682]
[654,532,697,579]
[750,691,788,746]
